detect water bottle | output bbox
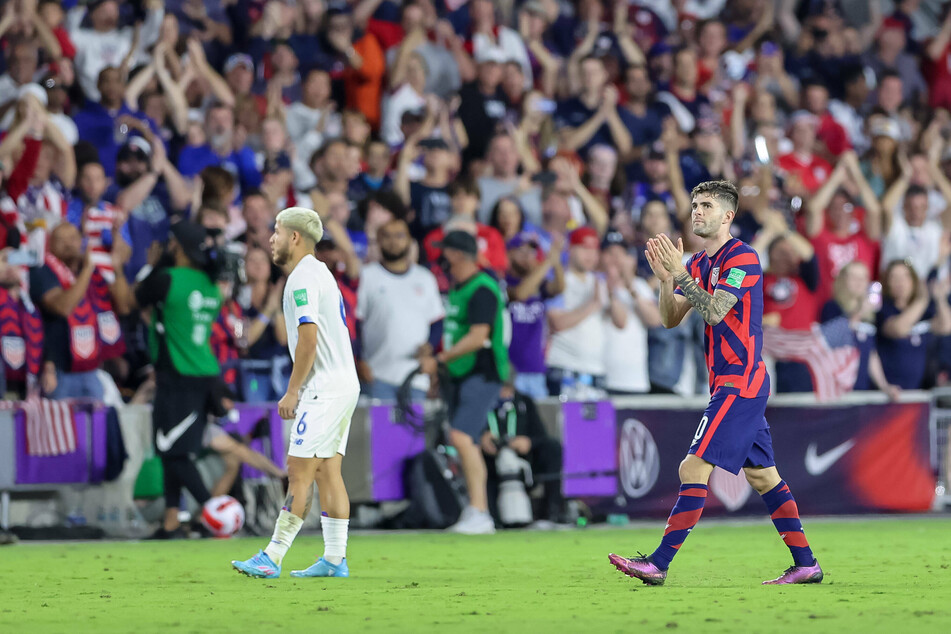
[559,370,576,401]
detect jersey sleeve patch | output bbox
[722,268,747,289]
[293,288,309,306]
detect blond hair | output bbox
[276,206,324,244]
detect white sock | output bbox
[321,515,349,565]
[264,510,303,566]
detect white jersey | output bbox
[283,254,359,398]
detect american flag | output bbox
[0,395,76,456]
[762,318,860,402]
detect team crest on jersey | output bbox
[97,312,121,344]
[710,267,720,287]
[1,336,25,369]
[72,325,96,359]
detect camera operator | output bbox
[480,382,564,527]
[121,221,223,538]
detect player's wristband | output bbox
[256,314,271,327]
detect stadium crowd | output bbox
[3,0,951,407]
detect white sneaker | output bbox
[447,506,496,534]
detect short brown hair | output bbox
[691,180,738,214]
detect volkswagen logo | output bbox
[619,418,660,499]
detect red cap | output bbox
[569,226,600,248]
[880,17,905,33]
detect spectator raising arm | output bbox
[839,150,882,241]
[436,20,476,85]
[928,10,951,61]
[804,159,849,238]
[881,152,913,236]
[552,157,609,235]
[661,119,692,228]
[43,110,76,190]
[613,1,645,67]
[186,38,235,107]
[565,19,598,97]
[509,234,566,302]
[152,42,189,135]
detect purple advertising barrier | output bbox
[369,405,425,501]
[14,406,108,485]
[562,401,618,497]
[585,401,933,518]
[225,404,287,478]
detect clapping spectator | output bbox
[505,231,564,399]
[803,150,883,302]
[545,227,626,396]
[67,0,165,102]
[877,260,951,389]
[757,211,822,393]
[600,231,660,395]
[29,222,131,400]
[821,262,900,400]
[74,67,158,177]
[238,246,288,402]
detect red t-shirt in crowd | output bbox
[763,272,820,330]
[423,224,509,292]
[816,113,851,157]
[777,152,833,194]
[811,229,879,304]
[924,41,951,109]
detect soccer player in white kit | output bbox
[233,207,360,579]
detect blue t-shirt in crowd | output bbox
[622,102,670,147]
[555,98,639,156]
[103,182,172,280]
[409,182,452,241]
[821,300,876,391]
[176,144,262,198]
[73,104,158,177]
[876,298,935,389]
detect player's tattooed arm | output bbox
[674,270,738,326]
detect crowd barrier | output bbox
[0,391,941,531]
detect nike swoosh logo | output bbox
[804,439,855,476]
[156,411,199,453]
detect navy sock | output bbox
[761,480,814,567]
[650,484,708,571]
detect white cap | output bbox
[475,46,508,65]
[18,83,48,106]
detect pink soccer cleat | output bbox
[608,553,667,586]
[762,560,823,585]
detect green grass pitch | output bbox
[2,517,950,633]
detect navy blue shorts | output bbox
[687,388,776,474]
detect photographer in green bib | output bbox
[419,231,510,535]
[126,221,224,538]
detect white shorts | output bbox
[287,392,359,459]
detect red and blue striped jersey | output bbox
[675,238,770,398]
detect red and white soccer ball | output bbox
[201,495,245,538]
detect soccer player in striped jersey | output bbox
[608,180,823,586]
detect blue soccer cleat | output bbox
[290,557,350,578]
[232,550,281,578]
